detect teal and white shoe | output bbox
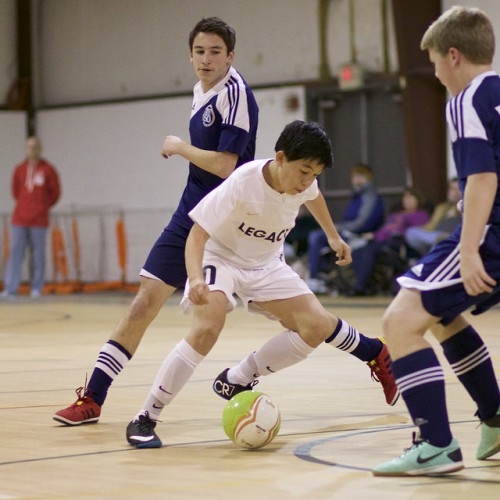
[373,435,464,476]
[476,408,500,460]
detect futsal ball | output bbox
[222,390,281,449]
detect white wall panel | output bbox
[254,86,306,159]
[37,96,191,211]
[35,0,318,105]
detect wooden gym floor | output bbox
[0,292,499,499]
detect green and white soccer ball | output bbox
[222,390,281,449]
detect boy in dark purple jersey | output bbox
[373,6,500,476]
[53,17,259,426]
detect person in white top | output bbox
[126,121,399,448]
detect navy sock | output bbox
[86,370,112,406]
[325,319,382,362]
[86,340,132,406]
[441,325,500,420]
[393,348,452,447]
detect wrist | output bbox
[326,233,341,243]
[189,277,206,287]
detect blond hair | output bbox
[351,163,374,180]
[420,6,495,64]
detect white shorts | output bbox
[181,254,313,320]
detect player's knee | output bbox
[381,307,400,342]
[189,323,222,352]
[299,313,333,346]
[128,290,162,322]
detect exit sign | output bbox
[339,63,364,90]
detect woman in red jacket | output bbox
[1,137,60,298]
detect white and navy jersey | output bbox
[397,71,500,324]
[189,160,319,268]
[447,70,500,224]
[172,66,259,232]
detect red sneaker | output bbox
[367,338,400,406]
[53,386,101,426]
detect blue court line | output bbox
[294,420,500,483]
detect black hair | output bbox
[274,120,334,169]
[189,17,236,53]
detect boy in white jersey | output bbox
[373,6,500,477]
[126,120,398,448]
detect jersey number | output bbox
[203,265,216,285]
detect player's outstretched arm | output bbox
[305,193,352,266]
[185,223,211,305]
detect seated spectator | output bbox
[347,187,430,296]
[307,163,384,293]
[284,206,319,260]
[283,206,320,280]
[405,177,461,256]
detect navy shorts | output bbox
[398,224,500,325]
[142,222,190,288]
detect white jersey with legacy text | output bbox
[188,160,319,268]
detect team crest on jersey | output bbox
[202,105,216,127]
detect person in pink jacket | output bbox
[1,136,60,298]
[347,187,430,296]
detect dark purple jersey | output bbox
[171,66,258,232]
[448,71,500,223]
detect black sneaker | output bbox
[212,368,258,400]
[126,412,162,448]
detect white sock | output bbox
[230,330,315,383]
[139,339,204,420]
[227,351,259,386]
